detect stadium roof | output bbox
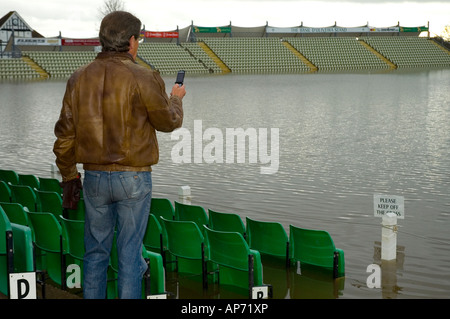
[0,11,44,38]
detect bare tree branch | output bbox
[99,0,125,17]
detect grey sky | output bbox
[2,0,449,37]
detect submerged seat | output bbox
[35,190,63,218]
[0,202,30,228]
[0,181,12,203]
[59,215,84,263]
[204,225,271,298]
[38,177,62,195]
[18,174,40,190]
[246,217,289,265]
[174,201,209,230]
[160,217,209,288]
[143,214,165,255]
[9,184,39,212]
[11,223,35,274]
[0,169,19,185]
[0,206,35,297]
[27,211,67,289]
[149,198,174,268]
[142,249,167,298]
[0,206,14,296]
[0,202,45,270]
[59,215,86,293]
[208,209,246,238]
[289,225,345,278]
[150,198,175,221]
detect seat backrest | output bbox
[0,181,12,202]
[18,174,40,189]
[9,184,38,212]
[150,198,175,221]
[38,177,62,195]
[0,207,13,295]
[0,202,30,227]
[11,223,34,272]
[143,214,163,251]
[174,201,209,230]
[161,217,204,260]
[204,226,249,271]
[246,217,288,258]
[0,169,19,185]
[289,225,336,268]
[143,249,166,295]
[0,206,12,255]
[59,215,85,260]
[208,209,245,237]
[27,211,63,252]
[36,190,63,218]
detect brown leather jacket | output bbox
[53,52,183,181]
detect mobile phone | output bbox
[175,70,185,86]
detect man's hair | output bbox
[99,11,141,52]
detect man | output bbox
[53,11,185,299]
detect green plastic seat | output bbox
[204,226,270,297]
[0,201,31,232]
[0,181,12,203]
[0,206,13,295]
[38,177,62,195]
[160,217,209,288]
[208,209,246,237]
[149,198,176,270]
[143,214,164,254]
[18,174,40,190]
[143,214,175,273]
[27,211,67,289]
[0,202,44,269]
[150,198,175,221]
[59,216,84,290]
[9,184,39,212]
[59,216,84,262]
[11,223,35,274]
[0,206,35,297]
[289,225,345,278]
[174,201,209,231]
[142,249,167,298]
[0,169,19,185]
[36,190,63,217]
[246,217,289,264]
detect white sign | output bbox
[9,272,36,299]
[147,293,168,299]
[15,37,61,46]
[251,285,270,299]
[373,194,404,219]
[266,26,400,34]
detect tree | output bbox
[99,0,125,17]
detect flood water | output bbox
[1,69,449,299]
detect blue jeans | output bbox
[82,171,151,299]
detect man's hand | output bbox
[60,173,82,210]
[171,84,186,99]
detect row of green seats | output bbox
[0,201,166,299]
[145,198,345,298]
[0,169,85,220]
